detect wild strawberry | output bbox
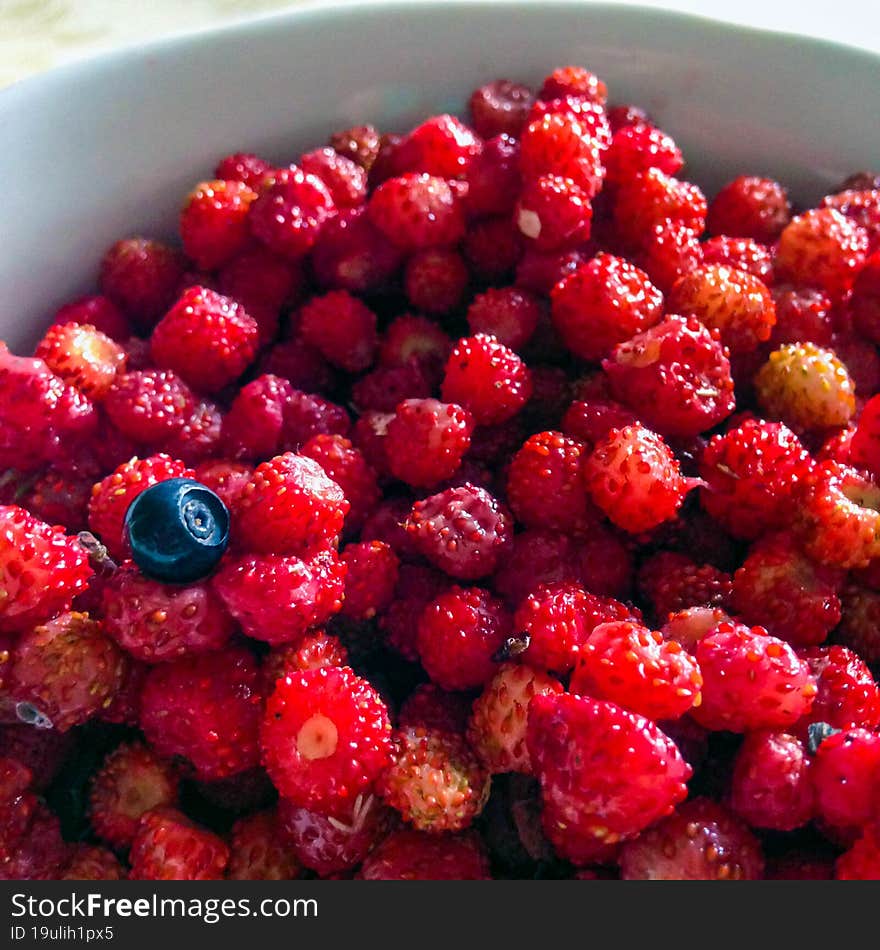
[619,798,764,880]
[9,610,126,732]
[88,454,193,559]
[520,112,605,197]
[823,188,880,249]
[528,693,691,854]
[336,541,398,622]
[702,235,775,284]
[603,315,735,438]
[403,248,468,315]
[379,314,451,376]
[299,146,368,208]
[668,264,776,354]
[385,398,473,488]
[300,434,379,533]
[692,621,817,732]
[260,338,336,395]
[418,585,511,690]
[380,565,449,662]
[129,807,229,880]
[698,418,811,540]
[179,179,257,270]
[799,645,880,733]
[61,846,125,881]
[158,397,223,465]
[463,134,520,217]
[53,294,131,342]
[514,582,636,674]
[551,254,663,362]
[755,342,855,431]
[99,660,148,726]
[769,284,834,346]
[0,803,69,881]
[310,205,403,293]
[17,466,90,533]
[849,393,880,483]
[393,114,480,179]
[0,349,97,472]
[328,124,381,170]
[0,759,37,866]
[263,629,348,690]
[150,286,259,393]
[731,533,844,646]
[561,397,639,449]
[633,221,704,294]
[298,290,378,373]
[466,664,562,774]
[35,322,127,400]
[140,645,262,779]
[99,237,184,330]
[234,452,348,556]
[491,529,579,606]
[101,564,235,662]
[613,169,707,246]
[812,727,880,829]
[103,369,197,445]
[775,207,869,297]
[638,551,732,622]
[213,549,344,644]
[281,797,392,879]
[261,665,392,817]
[88,741,179,849]
[214,151,275,188]
[226,810,300,880]
[469,79,534,137]
[359,828,490,880]
[729,730,814,831]
[539,65,607,103]
[464,287,540,351]
[463,215,524,280]
[250,165,335,259]
[405,483,513,581]
[506,430,597,533]
[707,176,791,242]
[515,174,592,250]
[571,620,702,720]
[0,726,72,793]
[369,173,465,250]
[795,461,880,569]
[0,506,92,631]
[584,423,697,534]
[219,246,302,342]
[379,726,489,832]
[603,122,682,185]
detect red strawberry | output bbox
[385,398,473,488]
[798,645,880,733]
[61,845,125,881]
[358,829,490,880]
[35,321,127,400]
[226,809,300,880]
[812,727,880,829]
[261,665,392,818]
[619,798,764,880]
[129,807,229,880]
[180,179,258,270]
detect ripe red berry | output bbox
[515,174,592,251]
[60,846,125,881]
[213,549,345,644]
[300,146,368,208]
[637,550,733,622]
[88,741,179,849]
[249,165,336,259]
[469,79,534,138]
[214,152,275,189]
[836,823,880,879]
[298,290,378,373]
[53,294,131,342]
[101,563,236,662]
[234,452,349,556]
[729,731,814,831]
[464,134,521,217]
[129,807,229,880]
[180,179,257,270]
[369,173,465,251]
[150,286,259,393]
[441,334,532,426]
[707,175,791,243]
[226,809,300,880]
[603,315,735,438]
[799,645,880,734]
[604,123,683,184]
[261,665,392,818]
[520,112,605,197]
[613,169,707,246]
[403,248,468,316]
[527,693,691,855]
[812,728,880,829]
[417,585,512,690]
[584,423,697,533]
[551,253,663,361]
[0,506,93,631]
[359,828,490,880]
[466,286,542,351]
[539,66,608,104]
[385,398,473,488]
[311,206,403,293]
[692,621,817,732]
[301,434,379,533]
[393,114,481,179]
[619,798,764,880]
[35,322,127,400]
[99,237,184,330]
[572,620,702,720]
[103,369,197,445]
[328,125,381,171]
[636,220,704,293]
[702,235,775,284]
[340,541,399,620]
[140,645,262,780]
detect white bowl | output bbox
[2,0,879,348]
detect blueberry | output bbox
[124,478,229,583]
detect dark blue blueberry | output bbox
[124,478,229,584]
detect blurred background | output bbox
[2,0,880,89]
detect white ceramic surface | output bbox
[2,0,879,349]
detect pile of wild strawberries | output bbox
[5,65,880,881]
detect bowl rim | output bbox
[3,0,880,107]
